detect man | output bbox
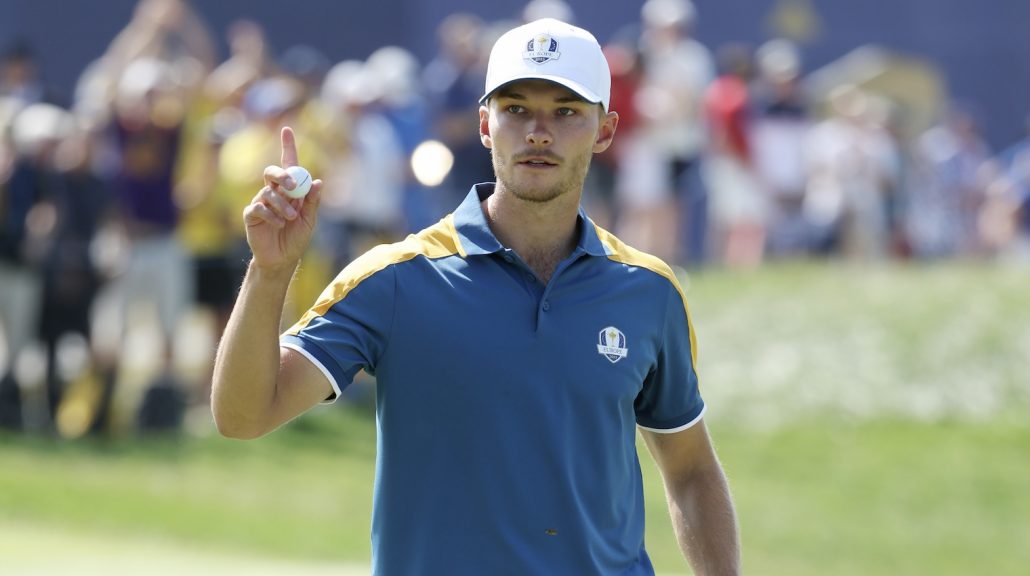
[212,18,739,575]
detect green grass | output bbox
[2,262,1028,574]
[686,262,1030,426]
[646,419,1030,574]
[0,407,378,562]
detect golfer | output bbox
[213,18,740,575]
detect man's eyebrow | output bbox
[554,94,588,104]
[495,90,526,100]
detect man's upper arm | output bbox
[641,418,721,485]
[263,346,336,432]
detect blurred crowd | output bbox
[2,0,1028,437]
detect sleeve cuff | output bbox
[637,402,706,434]
[280,341,344,404]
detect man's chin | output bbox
[510,186,565,204]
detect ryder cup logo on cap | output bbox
[526,34,560,63]
[481,18,611,111]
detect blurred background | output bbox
[1,0,1028,574]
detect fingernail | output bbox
[286,206,298,218]
[283,177,295,190]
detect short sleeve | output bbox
[280,264,395,403]
[634,280,706,432]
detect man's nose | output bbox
[525,114,554,146]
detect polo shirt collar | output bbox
[452,183,608,258]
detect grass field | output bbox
[2,262,1028,575]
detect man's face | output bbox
[479,79,617,204]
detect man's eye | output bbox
[506,105,525,114]
[557,107,576,116]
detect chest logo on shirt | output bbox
[597,326,628,363]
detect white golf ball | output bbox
[282,165,312,199]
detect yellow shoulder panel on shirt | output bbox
[591,223,700,372]
[284,215,463,336]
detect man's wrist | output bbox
[247,258,299,285]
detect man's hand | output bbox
[243,126,322,273]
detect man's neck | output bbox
[483,183,581,284]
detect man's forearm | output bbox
[211,261,295,439]
[669,465,741,576]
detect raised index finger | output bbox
[281,126,298,168]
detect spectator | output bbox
[0,102,74,428]
[317,60,405,271]
[907,104,992,259]
[366,46,435,233]
[749,39,812,257]
[105,58,195,430]
[980,117,1030,261]
[0,41,56,106]
[171,18,272,411]
[703,43,766,269]
[36,124,112,427]
[423,13,494,212]
[804,86,899,260]
[628,0,714,265]
[585,38,643,231]
[81,0,217,432]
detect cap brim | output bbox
[479,74,604,109]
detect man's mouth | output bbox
[516,155,560,167]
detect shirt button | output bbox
[542,300,551,311]
[502,254,513,263]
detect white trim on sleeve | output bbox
[280,342,343,404]
[637,403,707,434]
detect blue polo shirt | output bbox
[282,184,705,575]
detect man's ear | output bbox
[592,110,620,154]
[479,105,492,149]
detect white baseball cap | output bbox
[480,18,611,112]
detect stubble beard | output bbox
[492,149,592,204]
